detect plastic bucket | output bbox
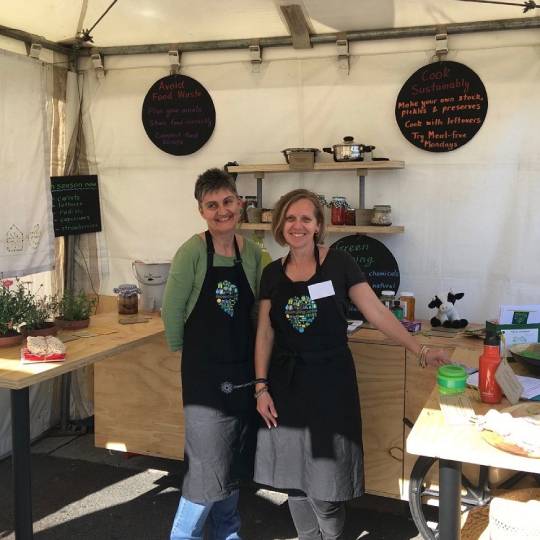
[132,260,171,312]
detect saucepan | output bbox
[323,136,368,162]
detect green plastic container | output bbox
[437,365,467,395]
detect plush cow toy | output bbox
[428,292,468,328]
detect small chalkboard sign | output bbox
[395,61,488,152]
[331,235,400,319]
[50,175,101,237]
[142,74,216,156]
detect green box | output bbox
[486,320,540,356]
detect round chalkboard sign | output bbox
[331,235,400,319]
[395,61,487,152]
[142,74,216,155]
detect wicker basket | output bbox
[461,487,540,540]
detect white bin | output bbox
[132,260,171,312]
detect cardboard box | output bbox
[485,320,540,356]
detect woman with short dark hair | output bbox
[162,168,262,540]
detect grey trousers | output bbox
[288,494,346,540]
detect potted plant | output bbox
[53,290,97,330]
[22,288,57,337]
[0,279,32,347]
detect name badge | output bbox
[308,280,335,300]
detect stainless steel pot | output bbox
[323,136,370,162]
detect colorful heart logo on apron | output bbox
[216,280,239,317]
[285,295,317,333]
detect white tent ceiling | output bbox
[0,0,538,48]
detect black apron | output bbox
[254,247,364,502]
[181,231,256,503]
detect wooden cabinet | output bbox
[94,323,483,500]
[350,341,405,499]
[228,161,406,235]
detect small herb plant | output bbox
[24,291,56,330]
[54,290,97,321]
[0,279,34,336]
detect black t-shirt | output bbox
[260,248,367,322]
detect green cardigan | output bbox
[161,234,263,352]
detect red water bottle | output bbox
[479,333,502,404]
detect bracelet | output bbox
[254,378,268,385]
[417,345,429,368]
[254,386,269,399]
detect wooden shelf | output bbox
[228,161,404,174]
[238,223,404,234]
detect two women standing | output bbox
[163,172,448,540]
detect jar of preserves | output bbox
[113,284,140,315]
[371,205,392,226]
[399,292,415,320]
[330,196,347,225]
[345,207,356,226]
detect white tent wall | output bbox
[80,27,540,324]
[0,40,70,457]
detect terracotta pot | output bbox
[0,332,24,348]
[22,322,58,337]
[54,318,90,330]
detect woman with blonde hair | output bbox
[253,188,448,539]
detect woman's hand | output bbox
[257,390,278,428]
[425,348,451,368]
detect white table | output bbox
[406,387,540,539]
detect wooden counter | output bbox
[0,312,165,390]
[93,320,485,500]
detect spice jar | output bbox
[345,207,356,226]
[113,284,140,315]
[380,290,395,309]
[371,205,392,226]
[399,292,415,320]
[330,196,347,225]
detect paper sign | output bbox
[308,280,335,300]
[495,358,523,405]
[499,304,540,325]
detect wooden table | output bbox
[406,387,540,539]
[0,312,165,540]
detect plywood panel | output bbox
[350,341,405,499]
[94,334,184,459]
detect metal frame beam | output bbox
[0,17,539,58]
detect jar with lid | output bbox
[330,196,347,225]
[113,284,140,315]
[371,205,392,226]
[380,290,395,309]
[345,206,356,226]
[399,292,415,320]
[245,195,258,208]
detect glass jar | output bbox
[245,196,258,210]
[330,196,347,225]
[371,205,392,226]
[380,290,395,309]
[399,292,415,321]
[113,284,140,315]
[345,207,356,226]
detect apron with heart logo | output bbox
[181,231,256,502]
[254,246,364,501]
